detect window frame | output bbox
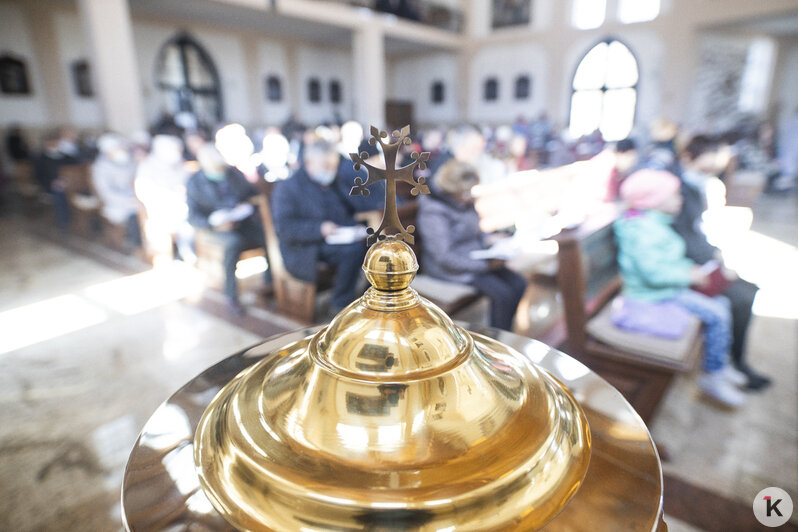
[568,37,640,141]
[484,77,500,102]
[308,77,322,103]
[514,74,532,100]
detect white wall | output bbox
[296,45,353,125]
[53,10,103,128]
[0,3,48,126]
[390,53,459,126]
[257,40,291,126]
[777,42,798,134]
[468,42,548,124]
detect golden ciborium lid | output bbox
[194,126,591,531]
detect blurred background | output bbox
[0,0,796,530]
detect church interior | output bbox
[1,0,797,530]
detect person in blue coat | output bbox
[272,140,373,312]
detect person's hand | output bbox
[488,259,506,270]
[321,221,339,237]
[208,209,230,227]
[690,266,709,286]
[721,266,738,282]
[215,222,235,232]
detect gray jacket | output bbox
[417,181,489,284]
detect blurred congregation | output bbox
[1,0,797,530]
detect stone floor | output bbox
[0,193,796,531]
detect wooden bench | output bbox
[553,205,703,423]
[60,163,101,238]
[256,183,322,324]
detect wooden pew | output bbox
[256,183,320,324]
[552,205,703,423]
[60,163,100,238]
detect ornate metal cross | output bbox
[350,125,430,246]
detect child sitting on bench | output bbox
[613,169,747,408]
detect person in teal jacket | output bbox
[614,169,747,408]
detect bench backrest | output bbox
[553,204,621,355]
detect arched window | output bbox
[484,77,499,101]
[431,81,445,104]
[155,32,223,124]
[569,39,638,141]
[329,79,342,104]
[265,75,282,102]
[514,75,531,100]
[308,78,321,103]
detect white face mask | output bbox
[310,169,336,186]
[109,150,131,165]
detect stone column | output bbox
[352,23,386,127]
[77,0,145,135]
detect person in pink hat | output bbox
[613,169,747,408]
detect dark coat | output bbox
[186,167,257,229]
[272,167,363,282]
[417,179,489,284]
[672,178,718,264]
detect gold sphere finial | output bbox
[363,237,418,291]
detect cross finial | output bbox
[349,125,430,246]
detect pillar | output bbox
[78,0,145,135]
[352,23,386,127]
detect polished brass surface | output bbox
[349,125,430,245]
[122,327,665,532]
[193,237,591,530]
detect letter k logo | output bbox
[764,496,783,517]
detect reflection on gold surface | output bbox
[194,240,591,530]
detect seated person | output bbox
[33,130,75,228]
[92,133,141,248]
[186,145,269,314]
[272,140,369,313]
[135,135,193,263]
[418,160,526,331]
[604,138,639,202]
[614,169,748,408]
[674,136,770,390]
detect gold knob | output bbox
[362,237,418,291]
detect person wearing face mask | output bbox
[92,133,141,249]
[186,145,269,314]
[272,140,369,313]
[418,160,526,331]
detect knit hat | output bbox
[619,169,681,210]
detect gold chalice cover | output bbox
[194,127,591,531]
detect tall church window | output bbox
[329,79,342,104]
[265,75,282,102]
[484,78,499,101]
[515,75,531,100]
[572,0,606,29]
[308,78,321,103]
[431,81,445,104]
[618,0,660,24]
[154,32,223,124]
[569,39,638,141]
